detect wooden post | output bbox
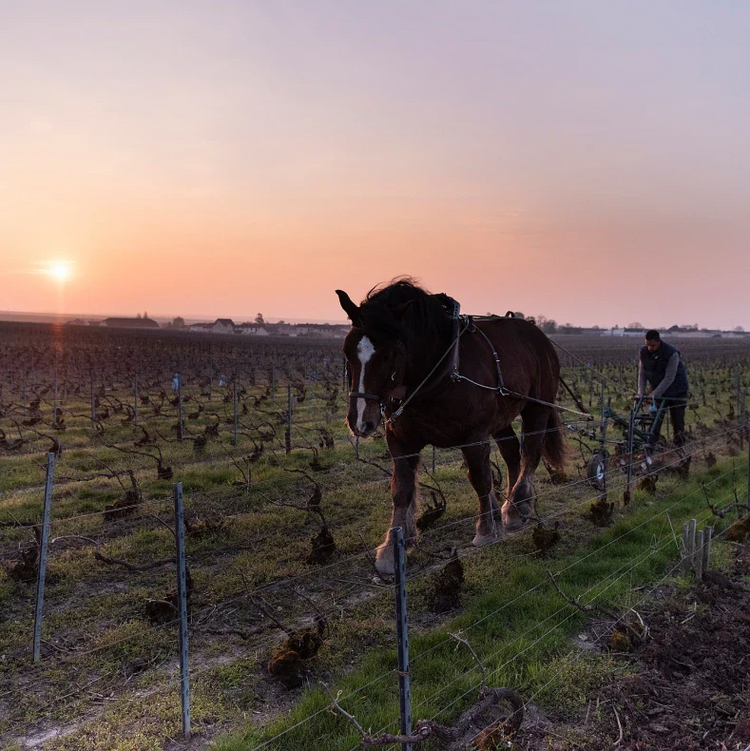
[600,392,609,496]
[232,375,238,447]
[53,370,58,424]
[687,518,697,577]
[285,384,292,455]
[172,483,191,737]
[391,527,412,751]
[740,404,745,451]
[177,373,184,442]
[702,526,713,574]
[694,529,704,581]
[33,453,56,662]
[736,372,741,419]
[90,369,96,423]
[680,522,691,578]
[625,403,635,504]
[432,445,437,474]
[134,373,139,428]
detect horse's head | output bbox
[336,289,408,437]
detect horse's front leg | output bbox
[375,442,421,577]
[461,441,500,546]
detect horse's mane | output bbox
[358,277,454,347]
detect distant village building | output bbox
[296,323,350,338]
[596,326,748,339]
[99,317,159,329]
[267,323,295,337]
[188,319,235,334]
[212,318,236,334]
[185,318,348,338]
[236,323,269,336]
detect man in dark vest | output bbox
[637,329,689,447]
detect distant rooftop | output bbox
[100,317,160,329]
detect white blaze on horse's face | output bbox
[355,335,376,434]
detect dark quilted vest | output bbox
[640,341,688,396]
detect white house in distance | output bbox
[188,322,213,333]
[236,323,269,336]
[188,319,236,334]
[186,318,349,337]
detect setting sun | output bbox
[47,263,70,282]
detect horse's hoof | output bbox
[472,531,498,547]
[503,518,528,533]
[374,549,396,578]
[502,503,530,532]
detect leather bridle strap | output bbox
[348,391,382,401]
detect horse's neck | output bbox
[405,328,452,386]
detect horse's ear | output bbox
[336,290,361,325]
[392,300,413,322]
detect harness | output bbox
[347,302,593,424]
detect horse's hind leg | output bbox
[493,425,521,499]
[503,406,550,531]
[461,441,499,547]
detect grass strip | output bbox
[216,463,741,751]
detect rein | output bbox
[348,312,594,426]
[384,317,472,425]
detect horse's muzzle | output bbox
[350,419,377,438]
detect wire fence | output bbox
[1,359,749,749]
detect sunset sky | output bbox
[1,2,749,328]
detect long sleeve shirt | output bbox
[638,351,680,398]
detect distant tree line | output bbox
[156,310,748,334]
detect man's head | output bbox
[645,329,661,353]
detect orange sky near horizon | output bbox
[2,2,749,329]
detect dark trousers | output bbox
[651,393,688,447]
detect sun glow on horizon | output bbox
[46,262,71,282]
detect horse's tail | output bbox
[542,407,566,469]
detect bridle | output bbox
[344,309,594,426]
[348,390,382,403]
[346,330,405,415]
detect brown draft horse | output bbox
[337,279,565,576]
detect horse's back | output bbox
[477,317,560,397]
[481,317,559,367]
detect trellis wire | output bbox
[2,378,748,748]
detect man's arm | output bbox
[637,359,646,396]
[651,352,680,398]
